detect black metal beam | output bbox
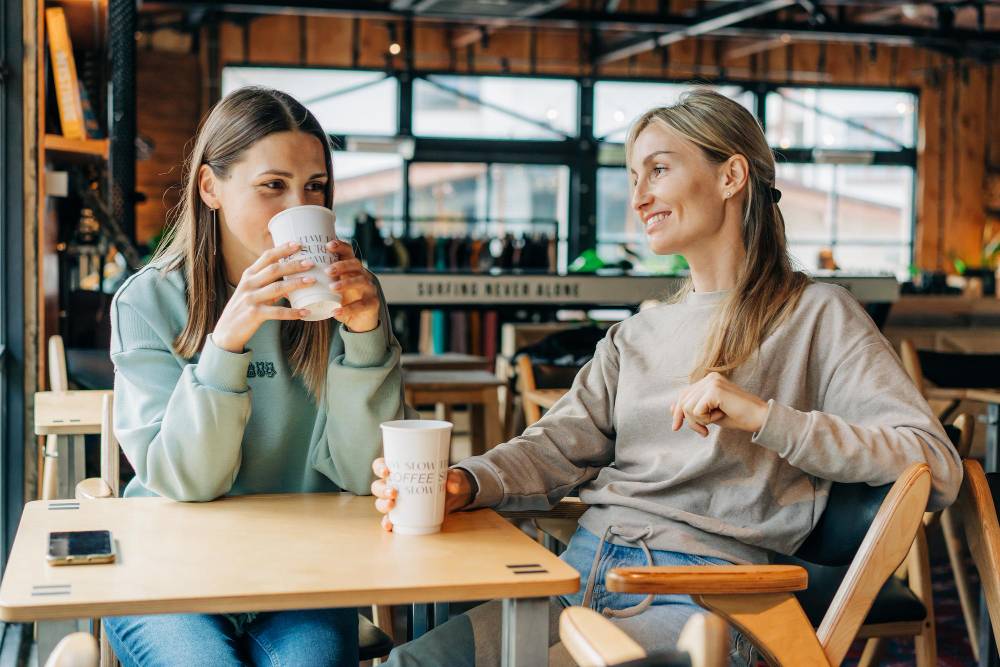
[145,1,1000,58]
[596,0,798,65]
[1,0,25,574]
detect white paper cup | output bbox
[267,205,340,322]
[381,420,453,535]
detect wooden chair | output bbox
[76,394,395,666]
[559,607,728,667]
[41,335,70,500]
[956,458,1000,652]
[43,632,99,667]
[509,463,933,665]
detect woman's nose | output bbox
[631,183,652,212]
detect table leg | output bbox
[483,387,503,452]
[501,597,549,667]
[42,435,60,500]
[56,435,71,500]
[985,403,999,474]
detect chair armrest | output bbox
[499,497,589,521]
[75,478,114,501]
[607,565,808,595]
[560,606,647,666]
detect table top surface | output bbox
[0,494,579,622]
[33,390,113,435]
[403,370,504,388]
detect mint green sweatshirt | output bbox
[110,262,405,501]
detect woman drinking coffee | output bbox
[106,86,405,666]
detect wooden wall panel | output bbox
[248,16,301,64]
[305,16,354,66]
[136,49,202,245]
[218,20,246,65]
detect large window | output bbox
[222,67,398,136]
[413,75,578,139]
[223,66,918,276]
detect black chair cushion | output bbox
[917,350,1000,389]
[775,557,926,627]
[793,481,891,567]
[66,347,115,390]
[358,614,394,660]
[988,472,1000,513]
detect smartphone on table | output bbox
[47,530,115,566]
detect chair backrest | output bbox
[899,339,924,396]
[813,463,931,665]
[48,335,69,392]
[101,393,120,498]
[916,348,1000,389]
[957,459,1000,646]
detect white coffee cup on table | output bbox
[380,420,453,535]
[267,205,340,322]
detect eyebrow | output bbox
[629,151,675,174]
[256,170,328,179]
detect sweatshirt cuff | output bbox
[196,335,251,393]
[454,459,504,509]
[340,321,389,368]
[751,399,808,459]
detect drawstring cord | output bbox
[581,525,655,619]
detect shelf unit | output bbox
[43,133,109,160]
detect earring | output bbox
[725,191,732,198]
[211,208,217,256]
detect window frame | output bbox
[220,63,919,275]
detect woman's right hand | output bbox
[212,242,316,353]
[371,458,474,532]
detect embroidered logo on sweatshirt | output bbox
[246,361,277,379]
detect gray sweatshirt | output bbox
[460,283,962,564]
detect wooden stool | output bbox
[403,370,504,455]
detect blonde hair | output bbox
[155,87,332,399]
[626,89,811,380]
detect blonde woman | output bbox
[106,87,405,666]
[372,89,962,666]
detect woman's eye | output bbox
[307,182,326,191]
[262,181,284,190]
[652,166,668,177]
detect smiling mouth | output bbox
[644,211,672,228]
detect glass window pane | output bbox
[332,152,404,238]
[409,162,489,225]
[766,88,916,150]
[222,67,398,136]
[413,75,578,139]
[777,163,913,275]
[594,82,754,144]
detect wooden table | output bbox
[404,370,504,455]
[401,353,492,372]
[34,390,112,500]
[0,494,578,666]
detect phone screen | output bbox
[48,530,113,559]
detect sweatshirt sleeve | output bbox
[111,298,252,502]
[752,302,962,512]
[457,329,620,512]
[312,275,406,495]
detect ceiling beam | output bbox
[595,0,798,65]
[144,1,1000,59]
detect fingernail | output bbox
[299,309,310,317]
[302,276,316,283]
[300,259,314,268]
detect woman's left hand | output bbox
[671,372,769,437]
[326,240,380,334]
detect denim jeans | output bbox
[103,607,359,667]
[385,525,755,667]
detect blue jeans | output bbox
[385,525,755,667]
[103,607,359,667]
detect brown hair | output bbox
[156,86,333,399]
[626,89,811,379]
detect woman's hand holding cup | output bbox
[325,239,380,334]
[212,242,315,354]
[371,457,473,533]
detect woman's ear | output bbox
[198,164,221,210]
[720,154,750,198]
